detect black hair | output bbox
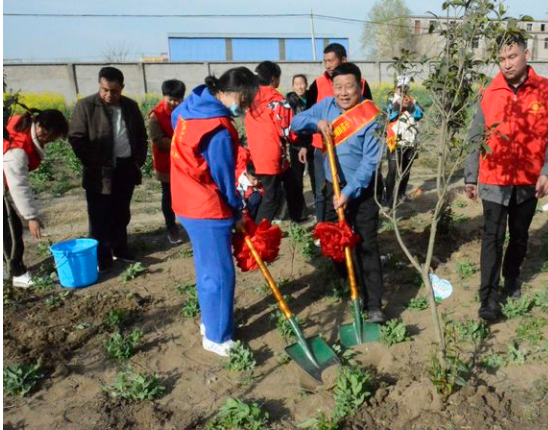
[324,43,347,60]
[204,67,258,110]
[496,32,527,51]
[331,62,361,84]
[161,79,186,98]
[255,61,282,86]
[292,74,308,86]
[13,109,68,138]
[246,161,256,177]
[98,66,124,85]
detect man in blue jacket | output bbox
[292,63,386,323]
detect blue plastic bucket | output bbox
[50,239,99,288]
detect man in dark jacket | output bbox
[69,67,148,271]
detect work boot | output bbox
[503,278,521,300]
[478,297,501,323]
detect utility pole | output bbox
[310,9,317,61]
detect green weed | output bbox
[104,368,165,401]
[31,273,57,293]
[297,413,339,430]
[430,351,470,398]
[516,317,547,346]
[178,248,194,259]
[119,262,146,283]
[332,343,358,366]
[453,319,490,343]
[180,289,200,319]
[175,281,195,295]
[533,290,548,313]
[44,291,72,309]
[271,311,302,340]
[104,329,143,361]
[104,308,129,329]
[481,353,507,369]
[380,319,410,346]
[407,297,429,311]
[456,260,477,280]
[206,398,269,430]
[506,342,528,365]
[3,361,43,397]
[288,223,319,260]
[333,365,372,419]
[223,341,256,372]
[502,295,534,319]
[540,261,548,273]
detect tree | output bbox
[374,0,530,363]
[361,0,413,60]
[103,42,132,63]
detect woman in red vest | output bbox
[3,109,68,287]
[170,68,257,356]
[148,79,186,244]
[245,61,305,223]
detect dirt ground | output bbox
[3,157,548,430]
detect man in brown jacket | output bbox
[69,67,148,272]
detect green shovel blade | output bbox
[285,335,340,382]
[340,321,381,348]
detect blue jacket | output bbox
[171,85,242,217]
[291,96,383,200]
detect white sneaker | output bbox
[12,272,34,289]
[202,338,236,357]
[200,322,206,336]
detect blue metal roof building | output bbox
[167,33,349,62]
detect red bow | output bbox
[312,220,360,262]
[233,218,282,272]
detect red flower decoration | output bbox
[312,220,360,262]
[233,218,283,272]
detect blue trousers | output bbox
[178,216,235,343]
[314,148,326,222]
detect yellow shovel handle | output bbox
[324,135,360,301]
[239,226,293,319]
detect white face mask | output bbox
[228,102,244,117]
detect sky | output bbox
[3,0,547,62]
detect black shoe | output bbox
[504,278,521,299]
[113,251,137,263]
[367,308,387,324]
[478,298,501,322]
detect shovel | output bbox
[238,226,339,382]
[323,135,381,348]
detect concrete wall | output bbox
[4,61,548,103]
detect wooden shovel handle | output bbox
[324,135,360,301]
[238,226,293,319]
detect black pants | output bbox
[256,168,305,223]
[160,181,176,229]
[86,160,137,269]
[247,191,262,221]
[480,191,537,304]
[3,198,27,277]
[385,147,415,204]
[325,182,384,310]
[289,144,316,204]
[314,148,326,222]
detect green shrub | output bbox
[407,297,429,311]
[380,319,410,346]
[223,341,256,372]
[3,361,43,397]
[104,329,143,361]
[333,365,372,419]
[120,262,146,283]
[104,368,164,401]
[502,295,534,319]
[206,398,269,430]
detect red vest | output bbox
[245,86,287,175]
[3,115,43,172]
[150,100,174,175]
[312,72,368,149]
[170,116,239,219]
[235,145,251,182]
[479,67,548,186]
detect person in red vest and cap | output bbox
[245,61,305,223]
[465,33,548,322]
[3,109,68,287]
[170,67,258,356]
[148,79,186,244]
[306,43,373,222]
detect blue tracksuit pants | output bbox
[178,216,235,343]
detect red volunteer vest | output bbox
[245,86,287,175]
[312,72,368,149]
[150,100,174,175]
[170,116,239,219]
[479,67,548,186]
[3,115,43,173]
